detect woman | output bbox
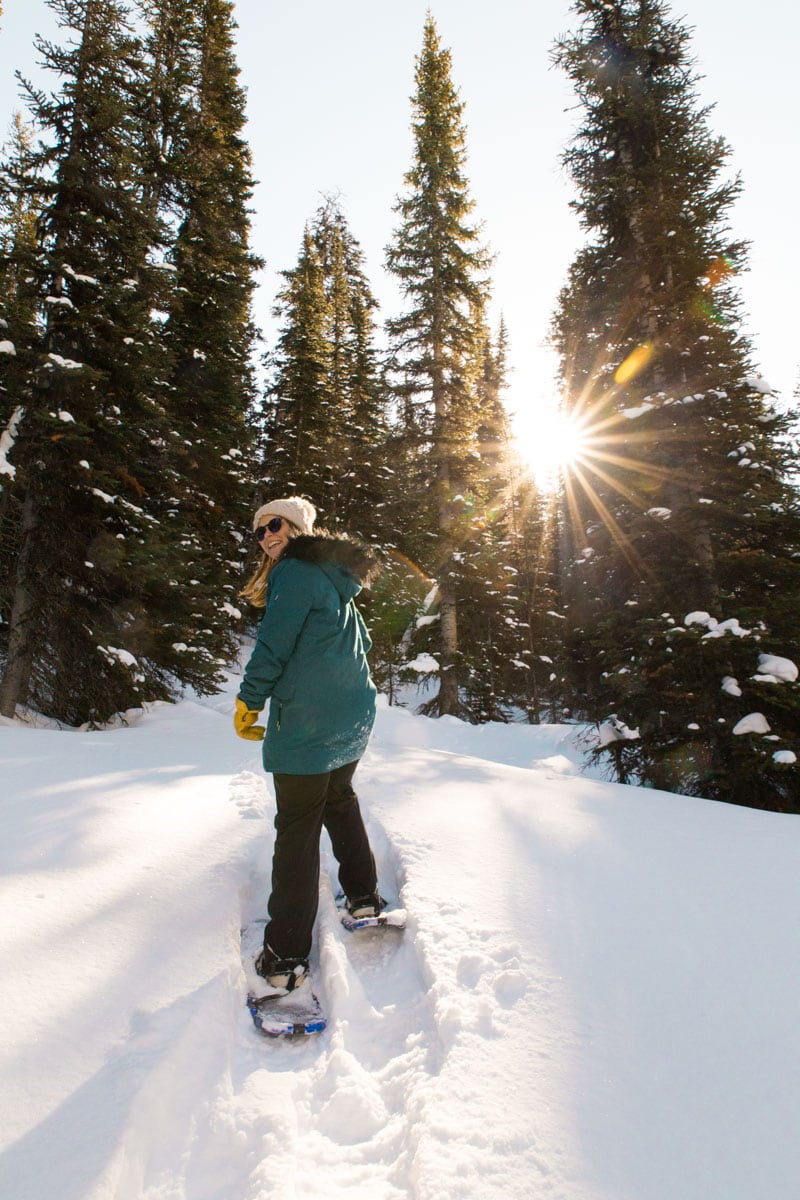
[234,496,382,992]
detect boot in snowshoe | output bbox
[255,944,309,992]
[345,892,386,919]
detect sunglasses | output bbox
[255,516,284,541]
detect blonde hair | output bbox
[239,519,302,608]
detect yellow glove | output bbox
[234,697,265,741]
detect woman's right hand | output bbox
[234,697,265,741]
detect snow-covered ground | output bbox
[2,669,799,1200]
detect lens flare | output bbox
[703,255,734,287]
[614,342,654,385]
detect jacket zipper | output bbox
[277,703,283,730]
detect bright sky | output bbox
[2,0,798,457]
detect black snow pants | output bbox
[264,760,377,961]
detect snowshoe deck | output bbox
[246,986,326,1038]
[336,892,407,932]
[241,919,326,1038]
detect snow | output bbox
[46,353,83,369]
[0,339,16,355]
[1,668,799,1200]
[98,645,139,669]
[721,675,743,697]
[755,653,798,683]
[684,610,715,628]
[703,617,750,640]
[621,402,654,419]
[414,615,439,629]
[597,715,640,745]
[63,264,99,285]
[732,712,771,736]
[745,375,775,394]
[0,405,25,480]
[684,612,750,640]
[405,652,439,673]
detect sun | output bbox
[511,400,588,487]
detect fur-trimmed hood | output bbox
[281,532,381,595]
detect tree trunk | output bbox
[437,575,460,714]
[0,486,39,717]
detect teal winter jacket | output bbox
[238,535,379,775]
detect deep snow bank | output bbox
[1,681,798,1200]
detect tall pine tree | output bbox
[0,0,177,723]
[384,14,495,717]
[552,0,800,808]
[263,198,386,538]
[156,0,262,681]
[0,0,262,723]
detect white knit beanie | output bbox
[252,496,317,536]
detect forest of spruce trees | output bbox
[1,0,798,811]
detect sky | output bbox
[2,0,799,454]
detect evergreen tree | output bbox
[384,14,494,717]
[0,0,262,724]
[0,0,178,724]
[157,0,262,681]
[0,114,40,440]
[0,114,42,661]
[311,197,387,538]
[263,198,386,539]
[0,115,39,335]
[264,224,334,502]
[500,465,567,723]
[451,315,521,721]
[552,0,800,809]
[139,0,200,226]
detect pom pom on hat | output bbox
[253,496,316,536]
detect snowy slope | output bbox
[1,674,799,1200]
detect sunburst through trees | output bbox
[550,0,800,810]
